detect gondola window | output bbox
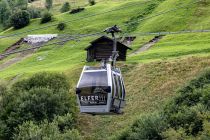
[78,71,109,106]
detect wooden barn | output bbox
[85,36,132,62]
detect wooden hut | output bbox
[85,36,132,62]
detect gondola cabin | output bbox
[76,64,126,114]
[85,36,132,62]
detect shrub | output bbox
[57,22,66,31]
[166,106,203,135]
[70,7,85,14]
[60,2,70,13]
[179,69,210,95]
[14,121,81,140]
[200,86,210,109]
[162,128,189,140]
[54,113,75,132]
[10,10,30,29]
[0,72,76,139]
[121,113,167,140]
[27,7,41,19]
[40,11,52,24]
[88,0,95,6]
[12,72,70,92]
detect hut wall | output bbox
[86,39,129,62]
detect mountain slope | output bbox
[1,0,210,78]
[0,0,210,139]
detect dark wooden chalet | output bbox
[85,36,132,62]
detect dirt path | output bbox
[129,35,163,56]
[0,50,34,71]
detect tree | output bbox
[60,2,70,13]
[45,0,53,10]
[10,10,30,29]
[0,0,12,27]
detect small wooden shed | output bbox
[85,36,132,62]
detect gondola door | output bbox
[111,70,126,113]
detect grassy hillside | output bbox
[29,0,102,15]
[129,32,210,63]
[1,0,210,78]
[0,0,210,139]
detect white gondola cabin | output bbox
[76,64,126,114]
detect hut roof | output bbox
[85,36,132,50]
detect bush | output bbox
[121,113,167,140]
[53,113,75,132]
[10,10,30,29]
[57,22,66,31]
[88,0,95,6]
[70,7,85,14]
[60,2,70,13]
[0,72,76,139]
[41,11,52,24]
[179,69,210,95]
[12,72,70,92]
[14,121,81,140]
[201,86,210,108]
[162,128,189,140]
[27,7,41,19]
[165,106,203,135]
